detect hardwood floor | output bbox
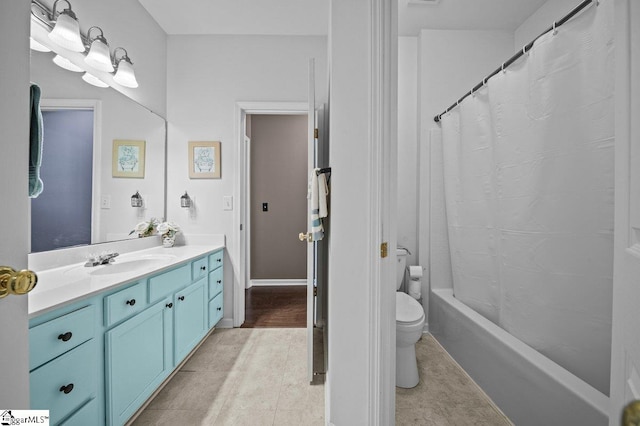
[241,285,306,328]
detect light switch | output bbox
[223,196,233,211]
[101,195,111,209]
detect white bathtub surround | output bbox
[28,239,224,317]
[430,289,608,426]
[438,0,614,396]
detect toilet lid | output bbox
[396,292,424,323]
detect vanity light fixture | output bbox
[52,54,83,72]
[112,47,139,88]
[48,0,85,53]
[85,27,114,72]
[30,37,51,52]
[180,191,192,208]
[131,191,143,208]
[81,72,108,88]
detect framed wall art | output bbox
[189,141,221,179]
[112,140,145,178]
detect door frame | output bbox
[234,101,308,327]
[39,99,102,245]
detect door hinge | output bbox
[314,128,319,139]
[313,287,317,296]
[240,224,243,231]
[380,242,388,258]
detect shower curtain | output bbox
[439,0,614,395]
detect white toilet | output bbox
[396,248,425,388]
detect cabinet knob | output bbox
[57,332,72,342]
[166,302,173,309]
[59,383,74,394]
[178,296,185,301]
[217,259,222,263]
[217,307,222,311]
[126,299,136,306]
[200,266,206,271]
[217,280,222,284]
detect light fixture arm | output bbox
[87,26,107,43]
[51,0,75,19]
[112,47,134,66]
[30,0,89,47]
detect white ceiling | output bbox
[138,0,548,37]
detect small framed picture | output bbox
[189,141,221,179]
[112,140,145,178]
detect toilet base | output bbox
[396,343,419,388]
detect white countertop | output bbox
[29,244,224,318]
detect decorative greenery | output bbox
[130,217,160,237]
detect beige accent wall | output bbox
[250,114,308,279]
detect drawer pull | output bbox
[217,259,222,263]
[200,266,206,271]
[178,296,185,301]
[59,383,74,394]
[217,307,222,311]
[217,280,222,284]
[166,302,173,309]
[57,332,73,342]
[126,299,136,306]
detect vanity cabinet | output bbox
[29,247,225,426]
[29,304,99,426]
[105,298,173,426]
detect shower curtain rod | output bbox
[433,0,596,123]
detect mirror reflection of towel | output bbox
[29,83,44,198]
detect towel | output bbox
[310,168,324,241]
[29,83,44,198]
[318,171,329,218]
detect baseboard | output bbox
[217,318,234,328]
[249,279,306,287]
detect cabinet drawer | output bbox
[209,250,223,271]
[59,398,98,426]
[148,264,190,303]
[29,305,95,370]
[209,292,223,328]
[30,341,97,426]
[192,257,208,281]
[104,281,148,327]
[208,268,223,300]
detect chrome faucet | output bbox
[85,252,119,267]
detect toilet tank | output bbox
[396,248,408,290]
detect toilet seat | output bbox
[396,292,424,324]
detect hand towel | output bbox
[318,172,329,218]
[310,168,324,241]
[29,83,44,198]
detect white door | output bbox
[610,0,640,424]
[303,58,328,384]
[0,1,31,408]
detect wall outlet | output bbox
[223,196,233,211]
[101,195,111,209]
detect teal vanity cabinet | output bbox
[30,248,224,426]
[208,249,224,327]
[29,302,100,426]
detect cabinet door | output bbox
[105,299,173,426]
[174,278,207,365]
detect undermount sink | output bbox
[64,253,177,276]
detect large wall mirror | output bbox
[29,48,166,253]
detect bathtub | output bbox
[429,288,609,426]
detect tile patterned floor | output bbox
[132,329,511,425]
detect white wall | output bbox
[417,29,514,297]
[514,0,583,49]
[397,36,419,267]
[30,53,166,244]
[166,35,327,322]
[0,0,31,408]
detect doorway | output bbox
[243,113,308,328]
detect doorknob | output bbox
[0,266,38,299]
[623,400,640,425]
[298,232,311,242]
